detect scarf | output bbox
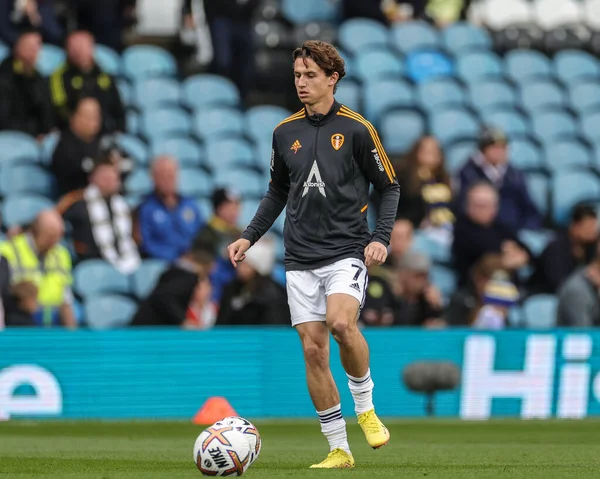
[84,184,140,274]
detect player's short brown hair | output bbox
[292,41,346,93]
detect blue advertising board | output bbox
[1,328,600,420]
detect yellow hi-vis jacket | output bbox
[0,233,72,308]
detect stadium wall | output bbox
[1,329,600,420]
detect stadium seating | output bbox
[355,49,404,83]
[150,137,204,167]
[504,49,552,84]
[1,195,54,227]
[363,79,413,125]
[430,265,458,300]
[36,44,65,76]
[181,74,241,110]
[0,165,54,197]
[118,134,149,165]
[193,107,245,141]
[245,106,291,144]
[404,50,454,84]
[380,110,426,154]
[441,22,492,54]
[552,171,600,225]
[525,172,550,215]
[417,78,465,112]
[74,260,131,299]
[481,109,530,139]
[456,50,503,84]
[0,132,40,164]
[122,45,177,81]
[178,168,213,197]
[133,78,181,110]
[519,80,566,114]
[131,260,168,298]
[125,169,153,196]
[445,141,476,173]
[569,81,600,114]
[205,138,257,172]
[469,80,517,113]
[430,108,479,145]
[390,21,439,54]
[522,294,558,329]
[140,108,192,140]
[333,81,361,112]
[84,295,137,329]
[95,44,122,76]
[544,139,591,172]
[337,18,389,55]
[281,0,338,24]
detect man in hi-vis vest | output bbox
[0,210,76,328]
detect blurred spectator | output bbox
[72,0,136,51]
[0,210,76,328]
[50,31,125,132]
[180,0,214,68]
[0,30,54,137]
[0,0,64,46]
[394,136,454,238]
[374,218,413,292]
[51,96,102,196]
[471,270,519,330]
[193,187,241,301]
[455,127,542,232]
[557,239,600,327]
[200,0,259,98]
[445,253,506,326]
[183,273,216,329]
[57,160,140,274]
[131,249,214,327]
[360,270,396,327]
[453,182,531,286]
[0,255,10,329]
[217,237,289,326]
[531,204,598,294]
[136,156,205,262]
[5,281,38,327]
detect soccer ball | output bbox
[193,425,251,476]
[213,416,262,465]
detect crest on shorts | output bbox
[331,134,344,151]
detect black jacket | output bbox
[131,261,198,326]
[0,57,55,136]
[242,101,400,271]
[217,276,290,326]
[51,128,101,196]
[49,61,125,132]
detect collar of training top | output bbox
[305,100,341,126]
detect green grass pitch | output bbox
[1,419,600,478]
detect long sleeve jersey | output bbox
[242,101,400,271]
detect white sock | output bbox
[347,368,375,415]
[316,404,351,454]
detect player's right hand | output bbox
[227,238,251,268]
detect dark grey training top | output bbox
[241,101,400,271]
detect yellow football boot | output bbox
[358,409,390,449]
[309,448,355,469]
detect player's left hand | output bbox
[364,242,387,267]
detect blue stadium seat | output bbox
[522,294,558,329]
[456,51,503,84]
[74,260,130,298]
[509,138,543,171]
[429,265,457,299]
[205,138,256,171]
[504,50,552,85]
[338,18,389,54]
[417,78,464,112]
[213,169,266,198]
[272,263,286,287]
[182,74,240,110]
[245,106,292,144]
[0,43,8,63]
[445,141,476,174]
[195,197,212,220]
[40,132,60,164]
[480,109,530,139]
[518,229,554,257]
[133,78,181,110]
[140,108,192,140]
[380,110,426,154]
[0,131,40,164]
[390,21,439,54]
[441,22,492,54]
[569,81,600,115]
[94,44,121,76]
[179,168,213,197]
[544,139,591,173]
[150,137,203,167]
[131,259,168,298]
[553,50,600,86]
[335,80,361,113]
[354,49,403,83]
[193,107,244,141]
[239,199,260,228]
[0,165,54,197]
[122,45,176,81]
[412,231,451,263]
[580,111,600,147]
[36,44,65,76]
[469,80,517,113]
[281,0,339,23]
[519,80,566,114]
[117,134,148,165]
[364,79,413,126]
[85,295,137,329]
[1,195,55,227]
[127,110,139,135]
[552,171,600,225]
[124,169,152,196]
[525,173,549,216]
[404,50,453,84]
[125,195,142,209]
[531,110,577,144]
[117,80,131,106]
[430,108,479,146]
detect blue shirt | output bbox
[138,193,205,262]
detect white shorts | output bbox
[285,258,369,327]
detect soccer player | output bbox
[227,41,400,468]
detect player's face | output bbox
[294,57,336,105]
